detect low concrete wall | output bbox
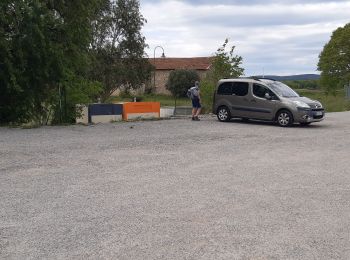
[76,104,123,124]
[122,102,160,121]
[91,115,122,123]
[77,103,179,123]
[76,105,89,124]
[175,106,192,116]
[160,107,175,118]
[89,104,123,123]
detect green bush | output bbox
[295,89,350,112]
[166,69,200,97]
[200,80,216,113]
[50,77,102,124]
[283,80,320,90]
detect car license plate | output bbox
[315,111,323,116]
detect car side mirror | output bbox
[264,93,272,100]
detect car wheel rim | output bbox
[278,113,289,126]
[218,109,228,121]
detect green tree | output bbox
[89,0,152,101]
[166,69,200,98]
[201,39,244,111]
[0,0,105,124]
[45,0,106,123]
[318,23,350,94]
[0,0,63,123]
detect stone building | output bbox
[149,57,213,94]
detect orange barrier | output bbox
[122,102,160,121]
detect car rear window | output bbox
[217,82,233,95]
[217,82,248,96]
[233,82,249,96]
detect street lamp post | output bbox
[153,45,165,91]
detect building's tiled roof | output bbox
[150,57,213,70]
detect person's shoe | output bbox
[192,117,195,121]
[194,116,200,121]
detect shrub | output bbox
[166,69,200,97]
[200,80,216,113]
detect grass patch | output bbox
[110,94,190,107]
[109,90,350,113]
[295,89,350,112]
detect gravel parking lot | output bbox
[1,112,350,259]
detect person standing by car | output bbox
[188,81,202,121]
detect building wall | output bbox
[154,70,171,94]
[154,70,209,95]
[111,84,146,97]
[110,69,210,96]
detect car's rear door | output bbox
[229,82,251,117]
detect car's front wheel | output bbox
[217,106,231,122]
[276,110,293,127]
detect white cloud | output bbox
[141,0,350,75]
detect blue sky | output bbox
[140,0,350,76]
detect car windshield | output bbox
[261,80,299,98]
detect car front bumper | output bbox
[295,108,325,123]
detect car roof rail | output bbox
[238,77,253,79]
[250,76,277,81]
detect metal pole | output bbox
[346,81,350,99]
[63,86,67,122]
[153,46,165,91]
[59,84,62,124]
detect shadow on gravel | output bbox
[222,118,328,129]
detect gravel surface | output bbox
[1,112,350,259]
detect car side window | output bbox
[232,82,249,96]
[217,82,233,95]
[253,84,274,98]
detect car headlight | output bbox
[315,102,323,108]
[293,101,310,108]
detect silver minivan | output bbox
[212,78,325,127]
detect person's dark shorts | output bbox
[192,98,201,108]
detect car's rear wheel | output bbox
[276,110,293,127]
[217,106,231,122]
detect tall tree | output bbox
[206,38,244,83]
[1,0,65,123]
[201,39,244,110]
[0,0,105,124]
[89,0,152,101]
[318,23,350,94]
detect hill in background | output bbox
[253,74,320,81]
